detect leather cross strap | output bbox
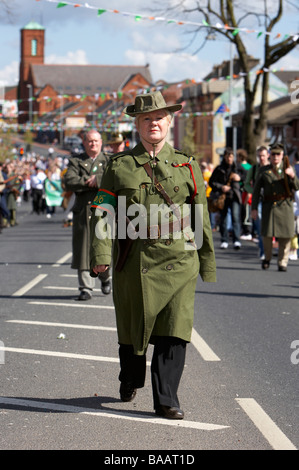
[143,161,181,221]
[143,161,196,248]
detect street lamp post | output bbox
[27,84,33,125]
[59,91,64,146]
[228,42,237,155]
[228,42,233,128]
[206,34,236,154]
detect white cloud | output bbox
[0,50,90,87]
[129,30,181,53]
[125,48,211,82]
[45,49,89,65]
[0,61,19,87]
[125,23,213,82]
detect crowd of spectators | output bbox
[201,146,299,267]
[0,153,69,231]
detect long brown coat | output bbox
[64,152,108,270]
[90,142,216,355]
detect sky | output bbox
[0,0,298,88]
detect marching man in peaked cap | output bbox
[252,142,299,271]
[104,132,126,155]
[90,91,216,419]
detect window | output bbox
[31,39,37,56]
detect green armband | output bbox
[91,189,117,213]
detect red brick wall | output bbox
[20,28,44,83]
[18,28,45,123]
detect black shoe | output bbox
[101,280,111,295]
[119,383,137,402]
[77,290,92,301]
[278,265,287,272]
[155,405,184,420]
[262,259,270,270]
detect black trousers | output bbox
[32,188,44,214]
[118,336,186,409]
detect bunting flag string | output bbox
[7,63,290,111]
[2,108,220,134]
[1,62,291,130]
[37,0,299,42]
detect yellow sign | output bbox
[65,117,86,128]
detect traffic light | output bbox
[19,147,24,157]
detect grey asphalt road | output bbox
[0,200,298,453]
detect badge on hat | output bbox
[270,143,284,153]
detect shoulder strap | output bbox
[172,156,197,204]
[227,172,234,186]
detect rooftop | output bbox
[23,21,45,30]
[31,64,153,95]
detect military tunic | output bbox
[252,163,299,238]
[90,142,216,355]
[64,151,108,270]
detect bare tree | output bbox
[158,0,299,159]
[0,0,17,22]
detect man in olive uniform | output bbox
[89,92,216,419]
[252,143,299,271]
[64,130,111,300]
[104,132,126,155]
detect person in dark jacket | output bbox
[209,148,243,249]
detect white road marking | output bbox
[0,346,119,363]
[43,286,102,292]
[60,274,77,277]
[7,320,117,332]
[11,274,48,297]
[28,301,114,309]
[52,252,72,267]
[0,397,229,431]
[236,398,297,450]
[191,328,221,361]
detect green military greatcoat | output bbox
[90,142,216,355]
[252,162,299,238]
[64,152,108,270]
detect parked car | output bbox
[63,135,82,151]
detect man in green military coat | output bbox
[64,130,111,300]
[90,92,216,419]
[252,143,299,271]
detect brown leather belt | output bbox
[147,215,190,239]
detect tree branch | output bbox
[0,0,17,23]
[266,0,283,32]
[267,37,299,64]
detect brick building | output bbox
[180,80,230,164]
[18,21,153,131]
